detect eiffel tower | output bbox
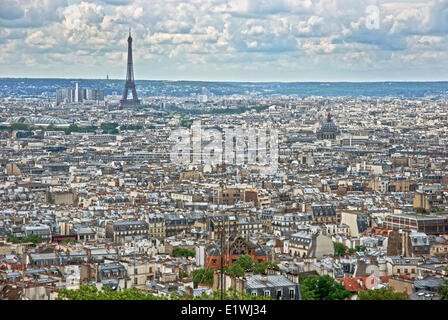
[120,29,140,107]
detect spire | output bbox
[327,112,332,123]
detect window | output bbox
[289,289,295,299]
[264,291,270,297]
[277,290,282,300]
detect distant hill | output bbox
[0,78,447,99]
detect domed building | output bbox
[6,116,69,126]
[317,113,340,140]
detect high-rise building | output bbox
[75,82,79,103]
[56,88,75,105]
[56,86,104,105]
[85,88,104,101]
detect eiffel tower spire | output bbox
[120,29,140,107]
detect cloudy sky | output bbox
[0,0,447,81]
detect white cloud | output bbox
[0,0,447,80]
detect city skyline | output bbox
[2,0,448,305]
[0,0,447,82]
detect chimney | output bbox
[401,229,410,257]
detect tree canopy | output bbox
[299,275,352,300]
[100,122,119,134]
[7,234,42,245]
[440,268,448,300]
[357,287,408,300]
[57,283,272,300]
[60,238,77,245]
[233,255,257,271]
[172,247,195,257]
[334,243,366,256]
[57,283,166,300]
[225,255,281,276]
[333,242,347,257]
[120,124,143,131]
[192,268,214,288]
[348,245,367,254]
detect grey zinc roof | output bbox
[101,262,126,271]
[102,279,119,290]
[6,271,22,279]
[409,290,441,300]
[38,278,58,284]
[290,232,313,244]
[246,274,296,289]
[30,253,57,260]
[25,268,46,275]
[414,277,444,290]
[311,205,336,217]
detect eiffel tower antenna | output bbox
[120,28,140,108]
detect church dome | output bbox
[318,113,339,133]
[317,113,339,140]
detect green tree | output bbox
[57,283,164,300]
[254,262,281,275]
[223,256,281,277]
[299,275,352,300]
[120,124,143,131]
[57,283,272,300]
[172,247,195,257]
[22,234,43,245]
[60,238,77,245]
[333,242,347,257]
[416,207,427,214]
[357,287,408,300]
[180,115,193,128]
[10,123,32,131]
[7,235,20,244]
[8,234,42,245]
[192,287,273,300]
[440,268,448,300]
[234,255,257,271]
[348,245,366,254]
[228,264,245,277]
[100,122,119,134]
[64,124,79,134]
[192,268,214,288]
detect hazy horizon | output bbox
[1,76,448,84]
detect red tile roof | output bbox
[338,275,391,292]
[338,278,363,292]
